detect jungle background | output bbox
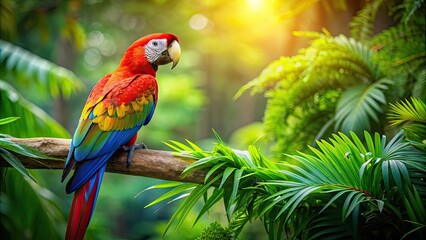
[1,0,425,239]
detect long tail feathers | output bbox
[65,165,106,240]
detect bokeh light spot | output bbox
[84,48,102,66]
[189,14,209,31]
[87,31,104,47]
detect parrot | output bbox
[61,33,181,240]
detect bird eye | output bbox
[152,41,158,47]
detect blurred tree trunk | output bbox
[54,36,76,132]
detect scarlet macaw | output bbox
[61,33,181,240]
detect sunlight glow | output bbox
[246,0,267,12]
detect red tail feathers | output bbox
[65,165,106,240]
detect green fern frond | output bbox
[237,32,379,97]
[372,23,426,80]
[350,0,385,42]
[239,32,382,154]
[234,55,307,98]
[0,40,84,98]
[392,0,425,25]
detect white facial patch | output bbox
[144,39,168,63]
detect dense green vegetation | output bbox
[1,0,425,239]
[147,0,426,239]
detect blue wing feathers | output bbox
[65,126,141,193]
[64,75,157,194]
[73,119,92,147]
[144,101,156,125]
[74,129,104,161]
[66,153,111,193]
[86,132,111,159]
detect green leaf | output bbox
[0,117,20,125]
[390,160,404,193]
[0,138,59,161]
[376,200,384,213]
[0,39,83,98]
[320,190,350,214]
[193,188,224,226]
[144,183,196,208]
[182,156,224,176]
[281,186,321,223]
[163,174,222,237]
[342,192,365,220]
[212,129,224,144]
[2,170,65,239]
[219,167,236,189]
[388,98,426,126]
[382,160,390,191]
[0,81,70,138]
[204,162,227,183]
[0,148,36,182]
[335,79,391,135]
[226,169,244,217]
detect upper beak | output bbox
[168,40,181,69]
[155,40,181,69]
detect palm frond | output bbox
[335,78,392,135]
[0,80,70,138]
[388,97,426,148]
[0,39,84,98]
[146,130,425,238]
[388,97,426,126]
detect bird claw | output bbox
[122,143,147,167]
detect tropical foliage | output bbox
[144,0,426,239]
[0,40,83,138]
[235,0,426,156]
[0,2,85,237]
[1,1,207,239]
[388,97,426,148]
[148,119,425,239]
[1,0,425,239]
[1,169,66,240]
[0,117,67,240]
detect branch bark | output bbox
[2,138,207,184]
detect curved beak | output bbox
[168,40,181,69]
[155,40,181,69]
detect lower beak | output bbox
[155,40,181,69]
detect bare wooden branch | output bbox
[2,138,207,184]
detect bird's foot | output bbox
[122,143,147,167]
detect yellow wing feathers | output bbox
[81,94,154,131]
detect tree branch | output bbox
[2,138,207,184]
